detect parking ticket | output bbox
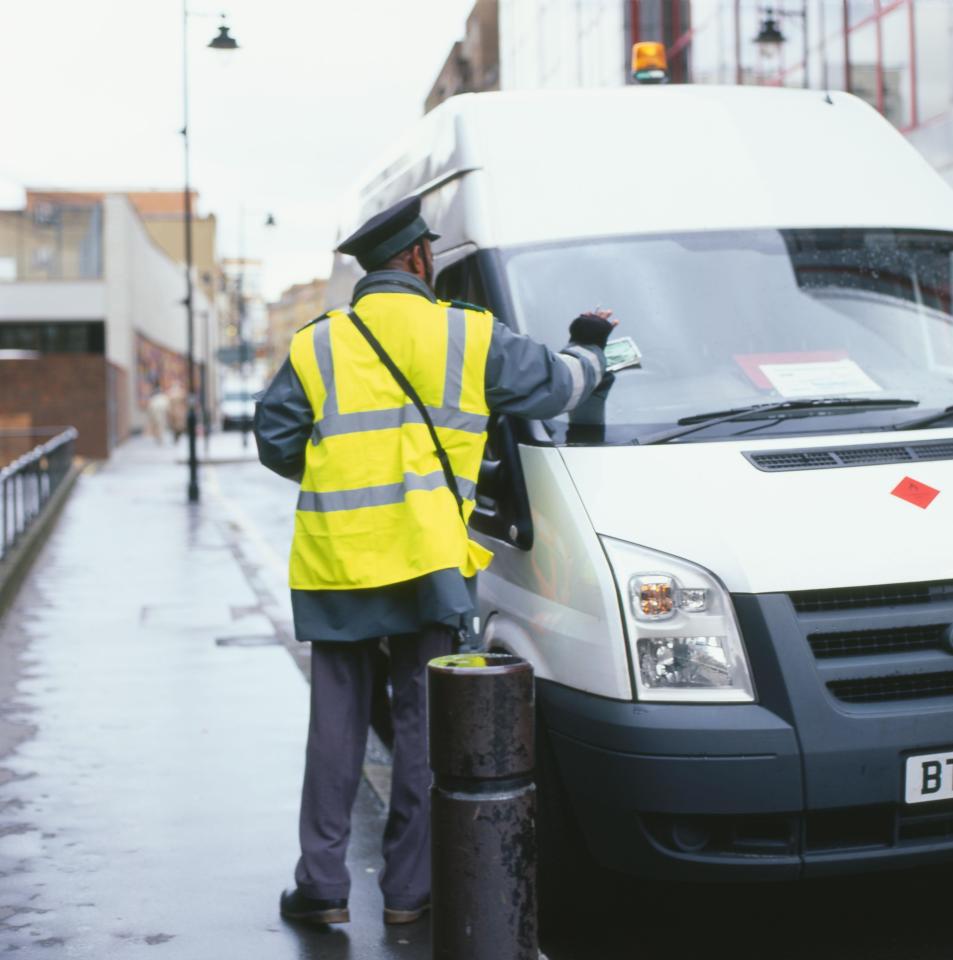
[604,336,642,372]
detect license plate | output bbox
[905,750,953,804]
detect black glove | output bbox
[569,313,613,349]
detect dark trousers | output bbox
[294,626,453,909]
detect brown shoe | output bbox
[280,888,350,924]
[383,901,430,925]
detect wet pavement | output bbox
[0,435,429,958]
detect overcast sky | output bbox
[0,0,474,299]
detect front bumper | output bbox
[540,680,804,881]
[539,592,953,881]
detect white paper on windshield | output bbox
[604,336,642,372]
[759,359,882,399]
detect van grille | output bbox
[828,671,953,704]
[791,580,953,613]
[808,624,951,659]
[837,445,916,465]
[749,451,838,470]
[746,438,953,472]
[789,579,953,704]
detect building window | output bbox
[847,0,878,29]
[842,1,920,132]
[0,202,103,282]
[914,0,951,124]
[880,6,914,128]
[848,20,880,111]
[688,0,734,85]
[0,321,105,354]
[815,0,848,90]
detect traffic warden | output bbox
[254,196,615,927]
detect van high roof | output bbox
[342,86,953,254]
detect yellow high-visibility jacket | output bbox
[287,292,494,590]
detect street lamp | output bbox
[208,17,239,51]
[182,6,239,504]
[753,5,809,89]
[754,12,786,52]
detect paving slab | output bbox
[0,437,430,959]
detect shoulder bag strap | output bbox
[346,309,466,522]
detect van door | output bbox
[434,254,534,549]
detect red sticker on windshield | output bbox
[891,477,940,509]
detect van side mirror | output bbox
[471,415,533,550]
[477,456,504,500]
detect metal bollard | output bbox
[428,653,537,960]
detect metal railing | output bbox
[1,428,78,562]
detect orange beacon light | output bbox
[632,41,669,84]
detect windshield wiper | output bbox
[639,396,920,445]
[890,404,953,432]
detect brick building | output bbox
[0,189,216,458]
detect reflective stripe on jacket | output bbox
[287,291,494,590]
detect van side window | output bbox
[466,261,489,311]
[435,255,491,312]
[435,259,468,302]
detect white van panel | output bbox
[560,428,953,595]
[464,86,953,248]
[476,445,632,701]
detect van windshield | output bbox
[503,229,953,444]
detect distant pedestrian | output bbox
[168,382,187,442]
[254,196,615,927]
[146,388,170,445]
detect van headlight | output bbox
[600,537,755,704]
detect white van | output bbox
[327,85,953,882]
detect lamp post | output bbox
[232,209,275,448]
[753,4,809,89]
[182,7,238,503]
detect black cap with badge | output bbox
[337,196,440,271]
